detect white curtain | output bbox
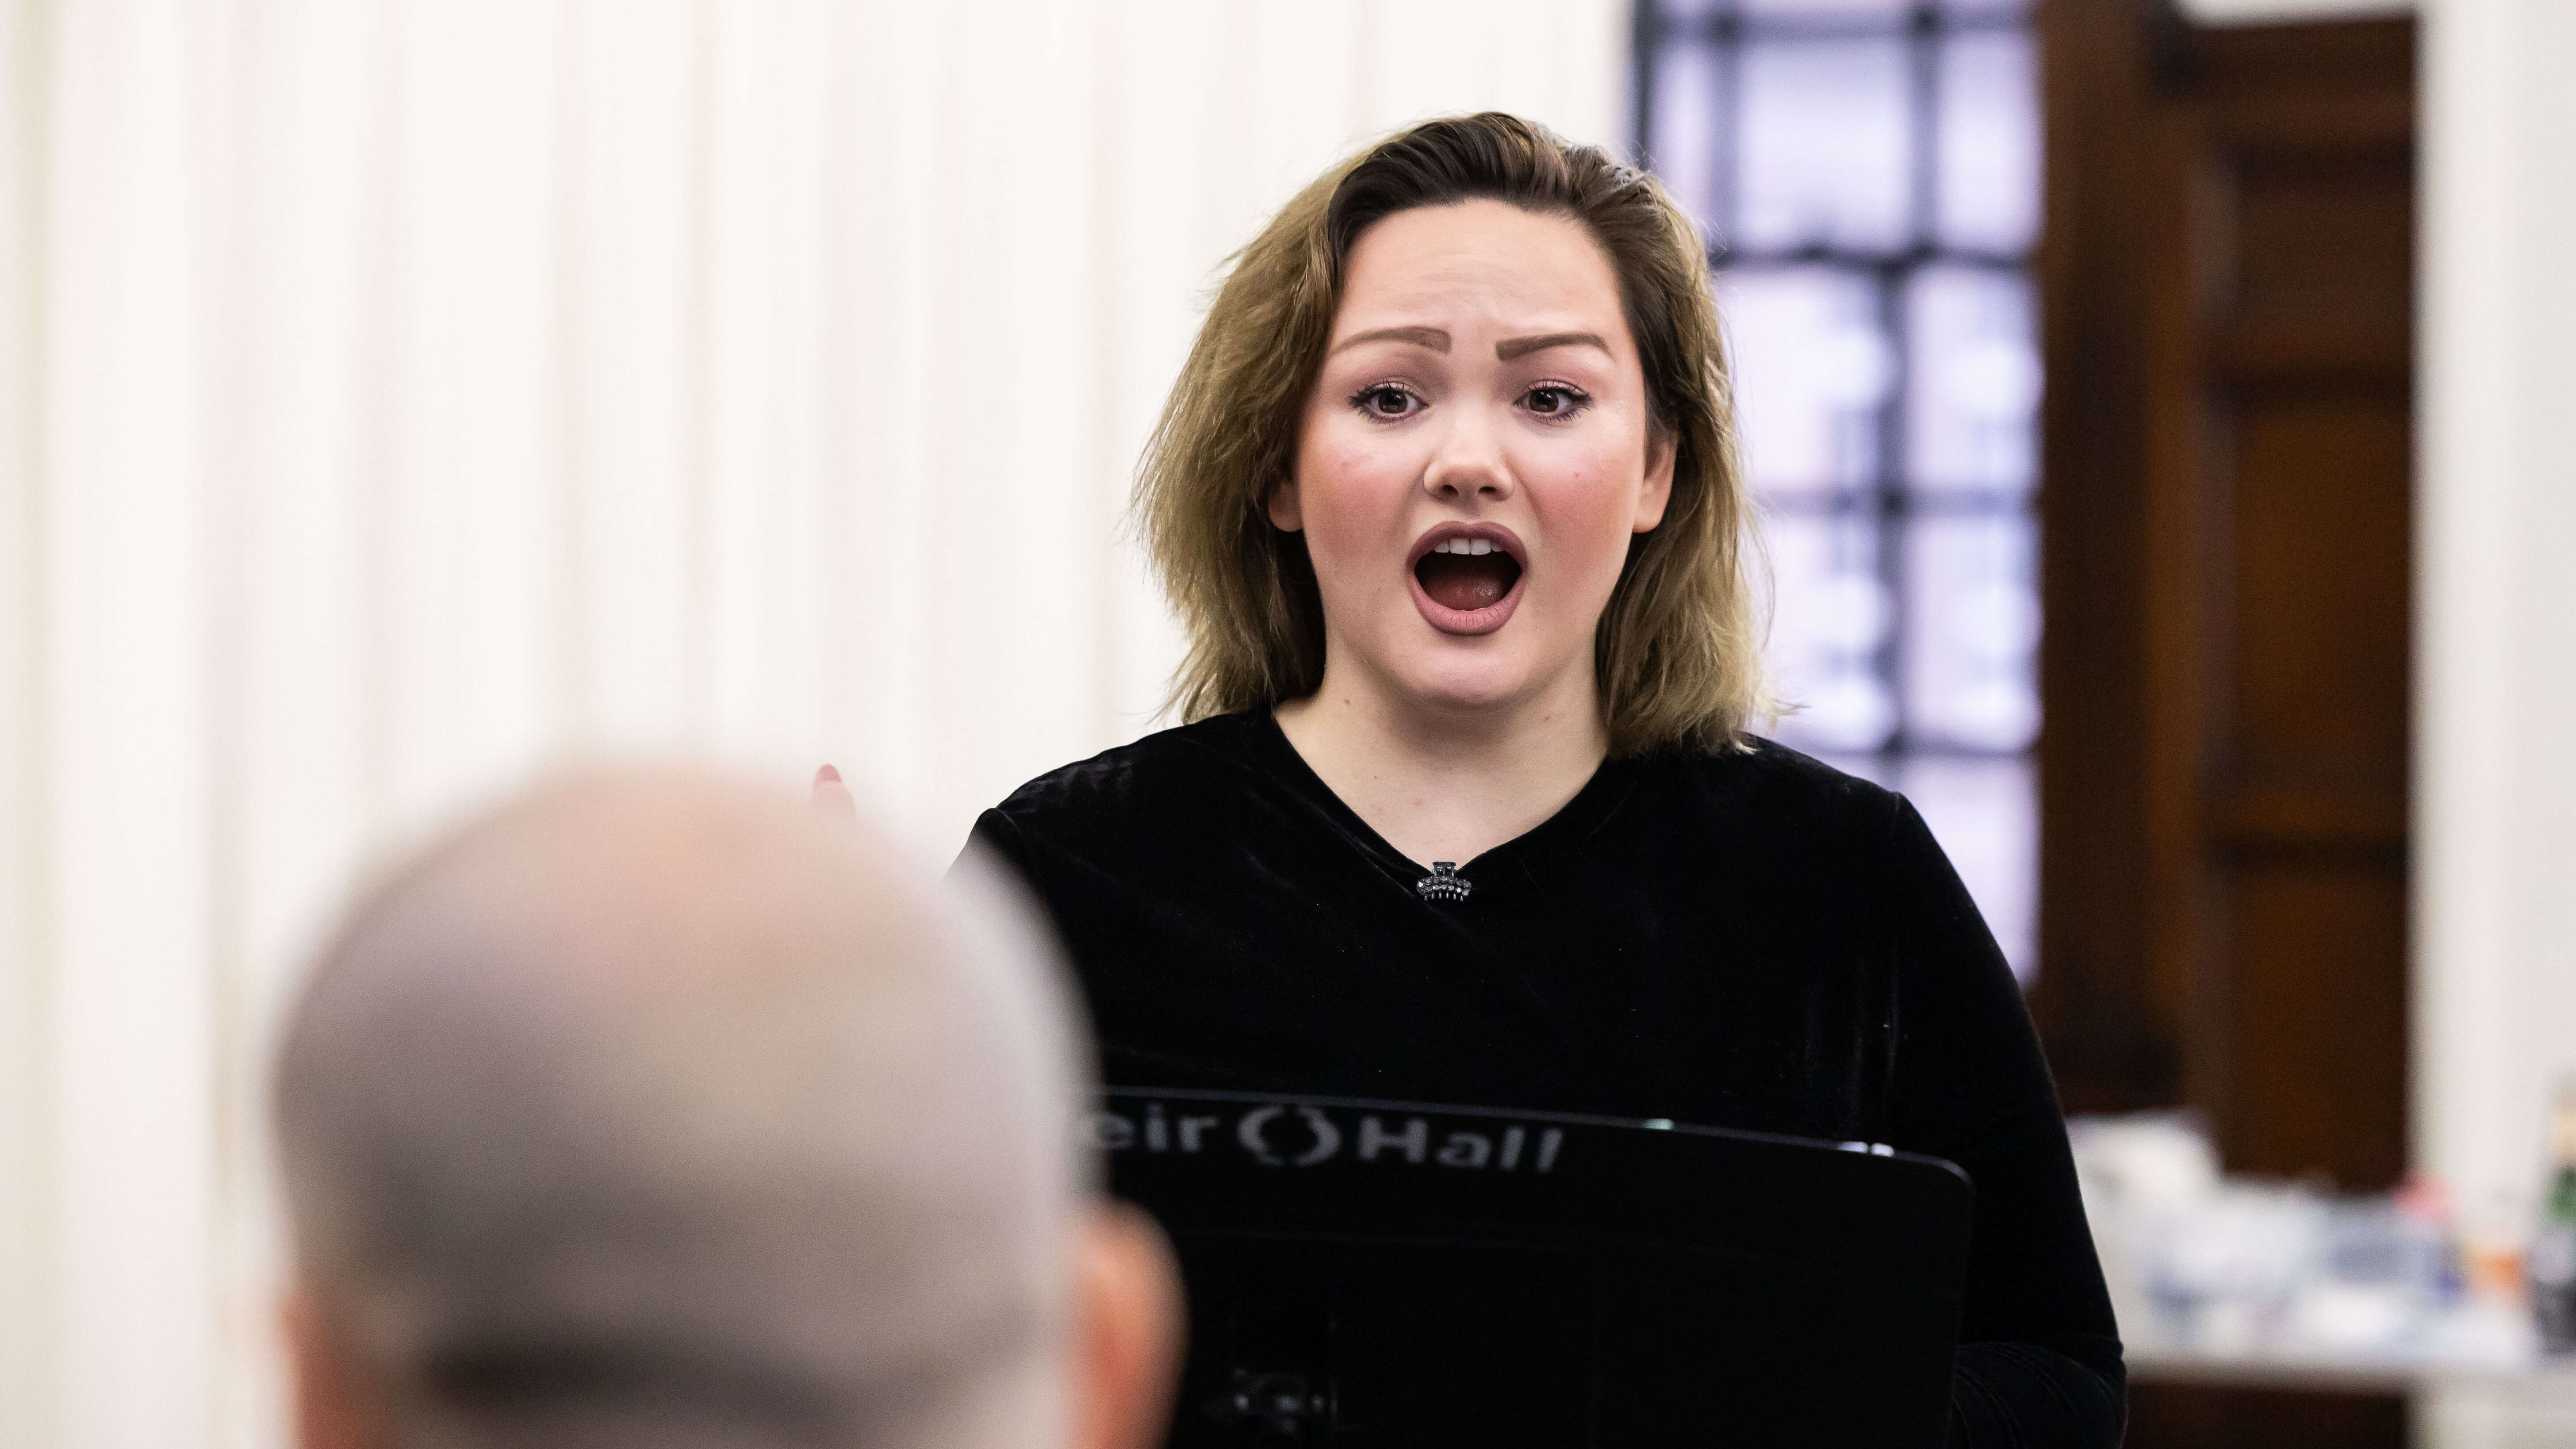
[0,3,1625,1444]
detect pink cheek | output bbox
[1330,458,1414,515]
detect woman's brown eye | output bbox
[1529,387,1568,414]
[1364,387,1410,416]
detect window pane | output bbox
[1765,511,1898,753]
[1650,40,1728,234]
[1940,0,2032,20]
[1905,264,2039,496]
[1900,514,2039,751]
[1895,754,2036,981]
[1736,37,1913,253]
[1741,0,1913,17]
[1641,0,2043,986]
[1724,266,1891,500]
[1936,31,2039,252]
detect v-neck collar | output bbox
[1240,709,1643,899]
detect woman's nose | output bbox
[1421,407,1516,503]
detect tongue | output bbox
[1416,553,1520,612]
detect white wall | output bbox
[2416,0,2576,1308]
[0,4,1628,1446]
[2417,0,2576,1440]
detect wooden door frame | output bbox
[2032,0,2195,1113]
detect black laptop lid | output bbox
[1099,1089,1974,1449]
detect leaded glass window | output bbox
[1636,0,2042,980]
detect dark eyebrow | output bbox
[1496,331,1611,361]
[1330,326,1451,355]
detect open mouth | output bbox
[1415,537,1524,612]
[1407,526,1528,636]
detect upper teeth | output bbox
[1434,538,1495,556]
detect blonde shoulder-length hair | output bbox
[1135,111,1767,757]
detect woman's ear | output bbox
[1633,427,1677,533]
[1266,473,1304,532]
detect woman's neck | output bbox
[1273,659,1609,870]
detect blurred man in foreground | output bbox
[272,769,1180,1449]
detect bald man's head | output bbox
[273,769,1172,1449]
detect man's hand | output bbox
[811,764,856,827]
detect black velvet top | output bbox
[967,709,2124,1447]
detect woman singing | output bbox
[956,114,2119,1445]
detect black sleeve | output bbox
[1878,797,2126,1449]
[959,808,1045,890]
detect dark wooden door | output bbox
[2037,5,2415,1446]
[2038,0,2415,1187]
[2144,14,2415,1194]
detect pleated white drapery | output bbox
[0,3,1625,1445]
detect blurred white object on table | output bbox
[2069,1113,2544,1382]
